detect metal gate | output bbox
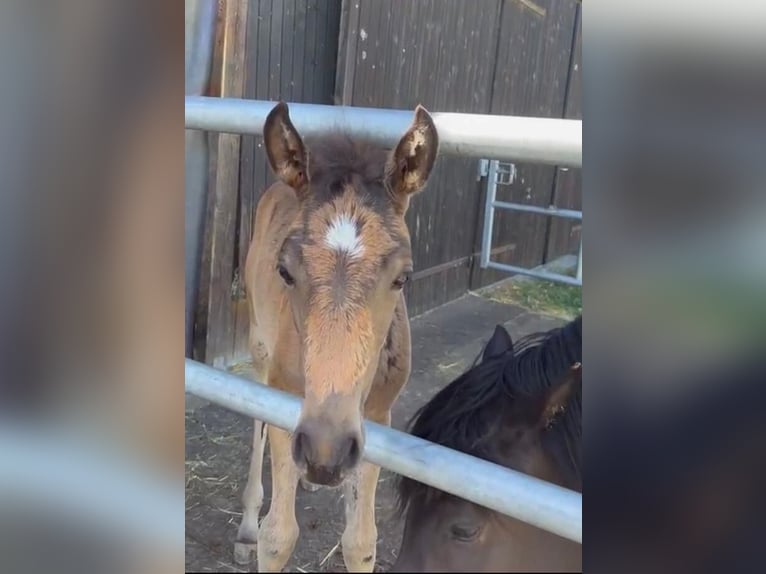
[479,159,582,287]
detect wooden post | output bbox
[204,0,250,367]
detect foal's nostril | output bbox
[343,435,362,469]
[292,430,311,467]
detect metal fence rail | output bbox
[185,359,582,544]
[480,160,583,287]
[185,96,582,167]
[185,96,582,543]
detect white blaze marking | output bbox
[325,214,364,258]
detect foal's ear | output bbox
[385,105,439,212]
[483,325,513,361]
[538,363,582,429]
[263,101,309,196]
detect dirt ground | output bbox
[185,290,568,572]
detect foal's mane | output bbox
[396,316,583,514]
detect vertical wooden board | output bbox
[351,0,378,107]
[334,0,355,104]
[470,0,579,291]
[204,0,249,367]
[292,1,307,101]
[280,0,296,100]
[323,1,343,102]
[545,3,582,263]
[253,0,274,199]
[193,6,226,360]
[269,0,284,99]
[373,0,395,105]
[207,1,227,97]
[193,131,220,361]
[303,0,318,101]
[233,1,260,361]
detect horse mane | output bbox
[396,316,582,515]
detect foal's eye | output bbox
[449,523,481,542]
[277,264,295,286]
[392,271,411,289]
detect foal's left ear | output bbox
[538,363,582,429]
[385,105,439,212]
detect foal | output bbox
[393,316,582,572]
[237,102,439,572]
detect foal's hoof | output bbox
[300,476,322,492]
[233,540,257,565]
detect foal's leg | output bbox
[341,411,390,572]
[257,426,300,573]
[234,419,267,564]
[342,461,382,572]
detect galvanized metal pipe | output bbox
[487,261,583,287]
[185,359,582,543]
[480,160,499,268]
[185,96,583,167]
[492,200,582,220]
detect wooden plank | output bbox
[232,2,261,363]
[269,0,284,100]
[280,0,296,100]
[193,131,219,362]
[205,0,249,367]
[303,0,318,102]
[544,2,582,263]
[325,1,343,101]
[207,1,227,97]
[293,0,307,101]
[335,0,360,104]
[193,5,227,360]
[255,0,274,197]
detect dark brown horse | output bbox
[392,316,582,572]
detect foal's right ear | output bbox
[263,101,309,196]
[483,325,513,361]
[385,105,439,213]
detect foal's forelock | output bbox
[299,189,405,400]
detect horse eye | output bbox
[392,271,411,289]
[449,523,480,542]
[277,264,295,286]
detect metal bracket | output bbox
[496,161,517,185]
[476,158,489,181]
